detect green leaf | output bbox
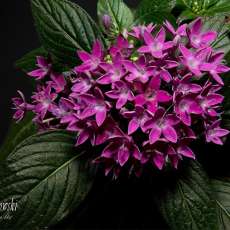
[212,179,230,230]
[137,0,176,14]
[15,47,48,73]
[156,161,218,230]
[203,16,230,55]
[135,0,176,24]
[97,0,134,34]
[31,0,105,66]
[207,0,230,14]
[0,131,95,229]
[0,113,36,161]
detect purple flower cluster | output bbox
[13,18,229,178]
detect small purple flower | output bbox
[175,95,203,126]
[75,40,103,73]
[102,136,141,167]
[71,73,94,94]
[129,23,155,39]
[122,106,151,135]
[143,108,180,144]
[200,52,230,85]
[205,120,229,145]
[102,14,112,30]
[138,28,174,58]
[105,81,134,109]
[188,18,217,49]
[32,84,57,120]
[12,91,34,122]
[79,88,111,126]
[179,44,211,76]
[135,77,172,113]
[49,73,66,93]
[124,56,155,83]
[28,56,52,80]
[97,54,126,85]
[50,97,75,124]
[164,20,187,44]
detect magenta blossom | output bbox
[28,56,52,80]
[205,120,229,145]
[13,18,230,178]
[188,18,217,49]
[75,40,103,73]
[138,28,174,58]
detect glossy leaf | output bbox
[212,179,230,230]
[31,0,105,66]
[0,113,36,161]
[156,161,218,230]
[0,131,95,229]
[97,0,134,34]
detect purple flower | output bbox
[143,108,180,144]
[124,56,155,83]
[135,77,172,113]
[105,81,134,109]
[102,136,141,167]
[129,23,155,39]
[32,84,57,120]
[164,20,187,44]
[79,88,111,126]
[200,52,230,85]
[49,73,66,93]
[71,73,94,94]
[205,120,229,145]
[28,56,52,80]
[179,44,211,76]
[12,91,34,122]
[175,95,203,126]
[50,97,75,124]
[102,14,112,30]
[188,18,217,49]
[122,106,151,135]
[138,28,174,58]
[75,40,103,73]
[97,54,126,84]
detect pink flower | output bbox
[135,77,172,113]
[129,23,155,39]
[143,108,180,144]
[175,95,203,126]
[200,52,230,85]
[12,91,34,122]
[205,120,229,145]
[138,28,174,58]
[105,81,134,109]
[75,40,103,73]
[179,44,211,76]
[188,18,217,49]
[28,56,52,80]
[79,88,111,126]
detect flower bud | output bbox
[102,14,112,30]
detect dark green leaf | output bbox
[97,0,134,34]
[31,0,105,66]
[212,179,230,230]
[0,113,36,161]
[0,131,95,229]
[137,0,176,14]
[15,47,48,73]
[156,161,218,230]
[135,0,176,24]
[207,0,230,14]
[203,16,230,54]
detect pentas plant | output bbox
[12,18,229,178]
